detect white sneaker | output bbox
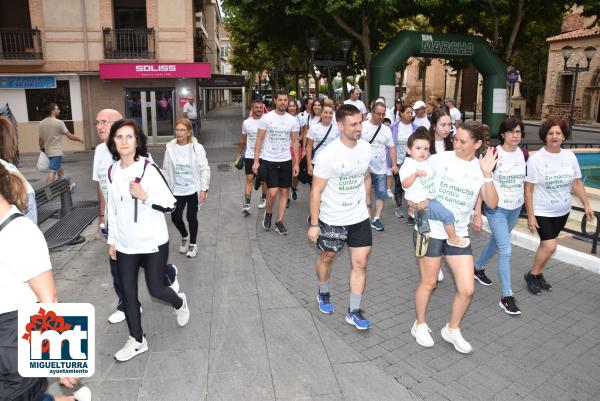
[114,336,148,361]
[387,189,394,199]
[186,244,198,258]
[257,198,266,209]
[169,265,179,293]
[108,309,125,324]
[411,321,434,347]
[179,236,189,254]
[242,204,251,216]
[438,269,444,282]
[440,323,472,354]
[73,386,92,401]
[175,293,190,327]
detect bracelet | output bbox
[483,177,493,183]
[309,224,320,228]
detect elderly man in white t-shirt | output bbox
[343,88,367,120]
[183,97,198,135]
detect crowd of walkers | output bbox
[240,90,595,352]
[0,87,596,399]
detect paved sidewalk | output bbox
[19,106,415,401]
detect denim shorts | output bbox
[48,156,63,172]
[371,173,387,200]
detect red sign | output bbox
[99,63,211,79]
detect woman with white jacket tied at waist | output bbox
[163,118,210,258]
[106,119,190,362]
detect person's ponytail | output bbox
[0,164,28,210]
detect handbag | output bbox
[298,124,333,184]
[36,151,49,172]
[234,156,244,170]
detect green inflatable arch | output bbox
[369,31,507,136]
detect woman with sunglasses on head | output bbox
[523,117,595,295]
[106,119,190,362]
[163,118,210,258]
[472,117,527,315]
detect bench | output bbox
[34,178,98,250]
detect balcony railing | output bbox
[103,28,155,59]
[0,28,43,60]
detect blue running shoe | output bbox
[345,309,371,330]
[371,219,384,231]
[317,291,334,314]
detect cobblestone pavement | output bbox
[255,155,600,401]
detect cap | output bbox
[413,100,426,109]
[289,90,297,96]
[445,98,456,105]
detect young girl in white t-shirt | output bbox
[400,128,469,248]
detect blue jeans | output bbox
[475,204,522,297]
[371,173,387,200]
[426,198,454,225]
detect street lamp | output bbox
[562,45,596,131]
[307,37,352,99]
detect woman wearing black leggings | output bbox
[106,119,190,362]
[163,118,210,258]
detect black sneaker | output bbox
[286,199,291,208]
[262,213,272,231]
[474,268,493,286]
[406,216,415,226]
[524,272,541,295]
[291,188,298,200]
[499,296,521,315]
[274,221,288,236]
[538,273,552,291]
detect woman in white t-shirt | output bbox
[163,118,210,258]
[305,104,339,175]
[303,99,322,149]
[428,107,453,155]
[390,104,414,218]
[523,118,595,295]
[0,164,90,401]
[287,100,307,201]
[411,121,498,354]
[472,117,527,315]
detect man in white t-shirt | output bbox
[361,102,398,232]
[343,88,367,120]
[182,97,198,135]
[236,99,267,215]
[446,98,461,129]
[253,92,300,236]
[93,109,178,324]
[308,103,373,330]
[412,100,430,130]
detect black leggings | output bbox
[171,193,199,244]
[116,242,183,342]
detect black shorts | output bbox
[535,214,569,241]
[244,158,261,176]
[412,231,472,257]
[317,218,372,252]
[263,159,292,189]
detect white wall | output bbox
[0,89,28,122]
[67,76,83,121]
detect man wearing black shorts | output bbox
[253,92,300,235]
[307,104,373,330]
[236,99,267,215]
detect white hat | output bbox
[413,100,426,109]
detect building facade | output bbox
[0,0,224,152]
[543,9,600,123]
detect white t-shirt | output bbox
[434,139,446,154]
[242,117,262,160]
[525,147,581,217]
[429,151,484,239]
[92,142,114,203]
[0,206,52,314]
[344,99,367,115]
[307,122,340,164]
[360,121,394,175]
[449,108,461,125]
[400,157,436,203]
[307,115,321,130]
[395,122,412,164]
[257,111,300,162]
[413,116,431,130]
[313,138,371,226]
[493,146,526,210]
[173,143,196,196]
[183,102,197,120]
